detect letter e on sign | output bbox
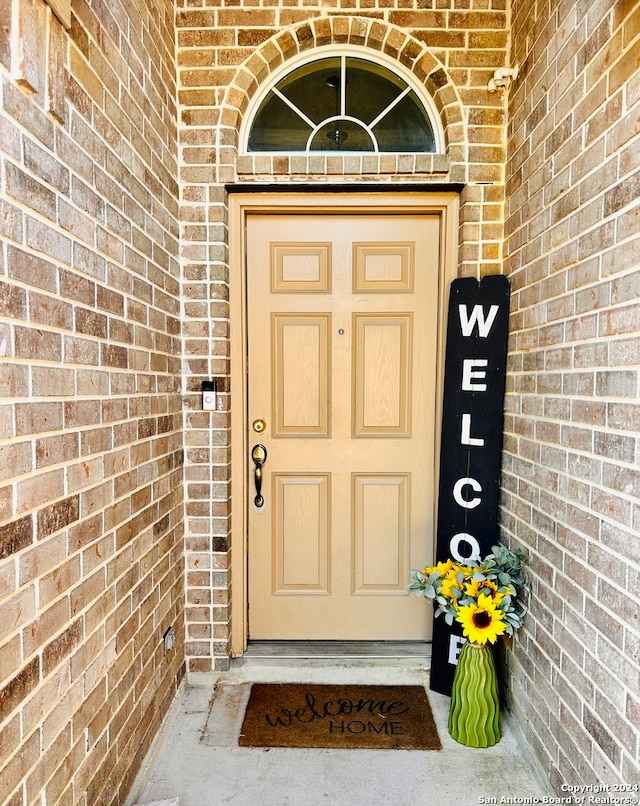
[462,359,488,391]
[448,634,467,665]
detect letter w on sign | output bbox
[429,275,510,696]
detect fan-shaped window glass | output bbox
[247,56,437,153]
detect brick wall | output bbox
[176,0,511,675]
[2,0,637,799]
[502,0,639,788]
[0,1,183,804]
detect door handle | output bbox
[251,444,267,508]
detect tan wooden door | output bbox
[247,212,440,640]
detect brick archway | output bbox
[218,16,467,181]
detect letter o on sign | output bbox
[450,533,481,563]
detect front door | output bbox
[246,211,442,640]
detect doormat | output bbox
[238,683,441,750]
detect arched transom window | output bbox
[244,54,440,154]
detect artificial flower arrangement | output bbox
[409,544,528,645]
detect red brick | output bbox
[7,245,58,292]
[0,515,33,560]
[43,619,83,675]
[14,0,46,95]
[0,0,10,70]
[37,495,80,539]
[5,162,57,219]
[0,657,40,725]
[15,401,64,436]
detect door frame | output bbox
[228,191,459,657]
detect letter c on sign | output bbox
[452,477,482,509]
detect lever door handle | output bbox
[251,444,267,508]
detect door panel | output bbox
[353,243,413,291]
[272,314,330,435]
[247,213,440,640]
[352,473,409,592]
[273,474,330,593]
[272,243,331,292]
[353,314,412,435]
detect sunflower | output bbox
[457,565,476,583]
[455,593,507,645]
[440,572,462,601]
[465,577,505,605]
[422,559,456,577]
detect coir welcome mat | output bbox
[238,683,441,750]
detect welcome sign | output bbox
[429,275,510,696]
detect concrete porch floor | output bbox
[127,652,549,806]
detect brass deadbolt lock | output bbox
[252,418,266,433]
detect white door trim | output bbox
[228,191,459,657]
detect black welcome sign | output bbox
[429,275,510,696]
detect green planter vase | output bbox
[448,641,501,747]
